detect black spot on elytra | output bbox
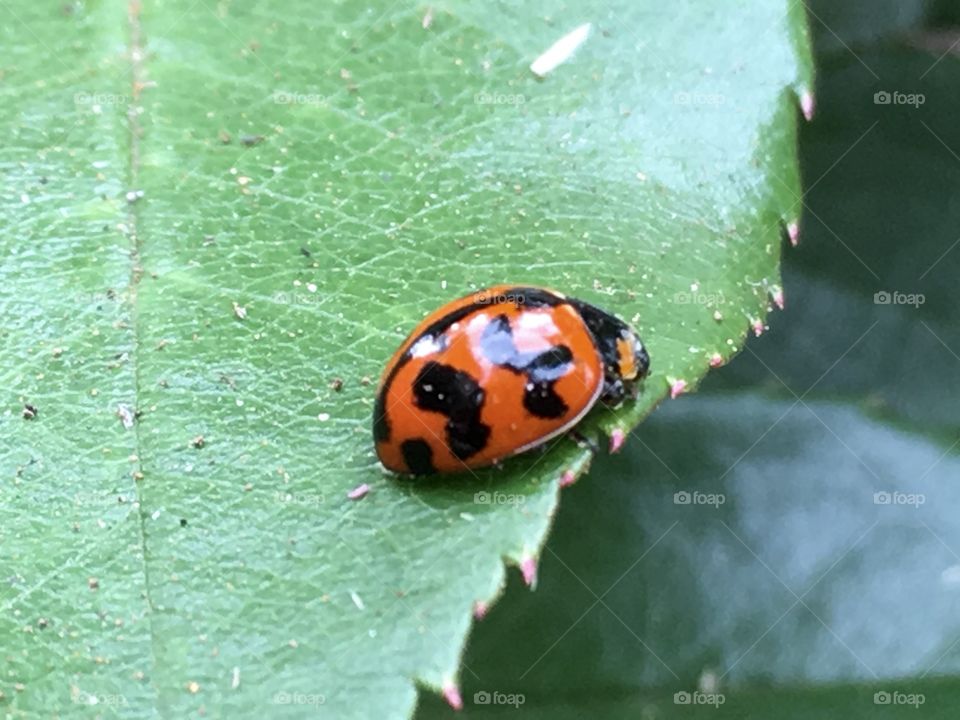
[479,315,574,419]
[373,393,390,442]
[374,287,569,458]
[401,438,435,474]
[412,361,490,461]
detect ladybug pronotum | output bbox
[373,285,650,474]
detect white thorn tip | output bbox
[787,222,800,246]
[670,379,687,399]
[609,428,626,454]
[800,90,815,120]
[442,684,463,711]
[521,556,538,586]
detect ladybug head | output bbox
[615,327,650,384]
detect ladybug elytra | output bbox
[373,285,649,474]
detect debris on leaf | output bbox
[117,404,136,429]
[530,22,592,77]
[348,483,370,501]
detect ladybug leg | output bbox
[569,430,599,454]
[600,377,627,406]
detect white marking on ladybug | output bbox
[530,23,592,77]
[409,335,443,358]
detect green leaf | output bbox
[415,46,960,719]
[0,1,809,717]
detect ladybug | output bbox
[373,285,650,475]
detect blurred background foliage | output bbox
[418,1,960,717]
